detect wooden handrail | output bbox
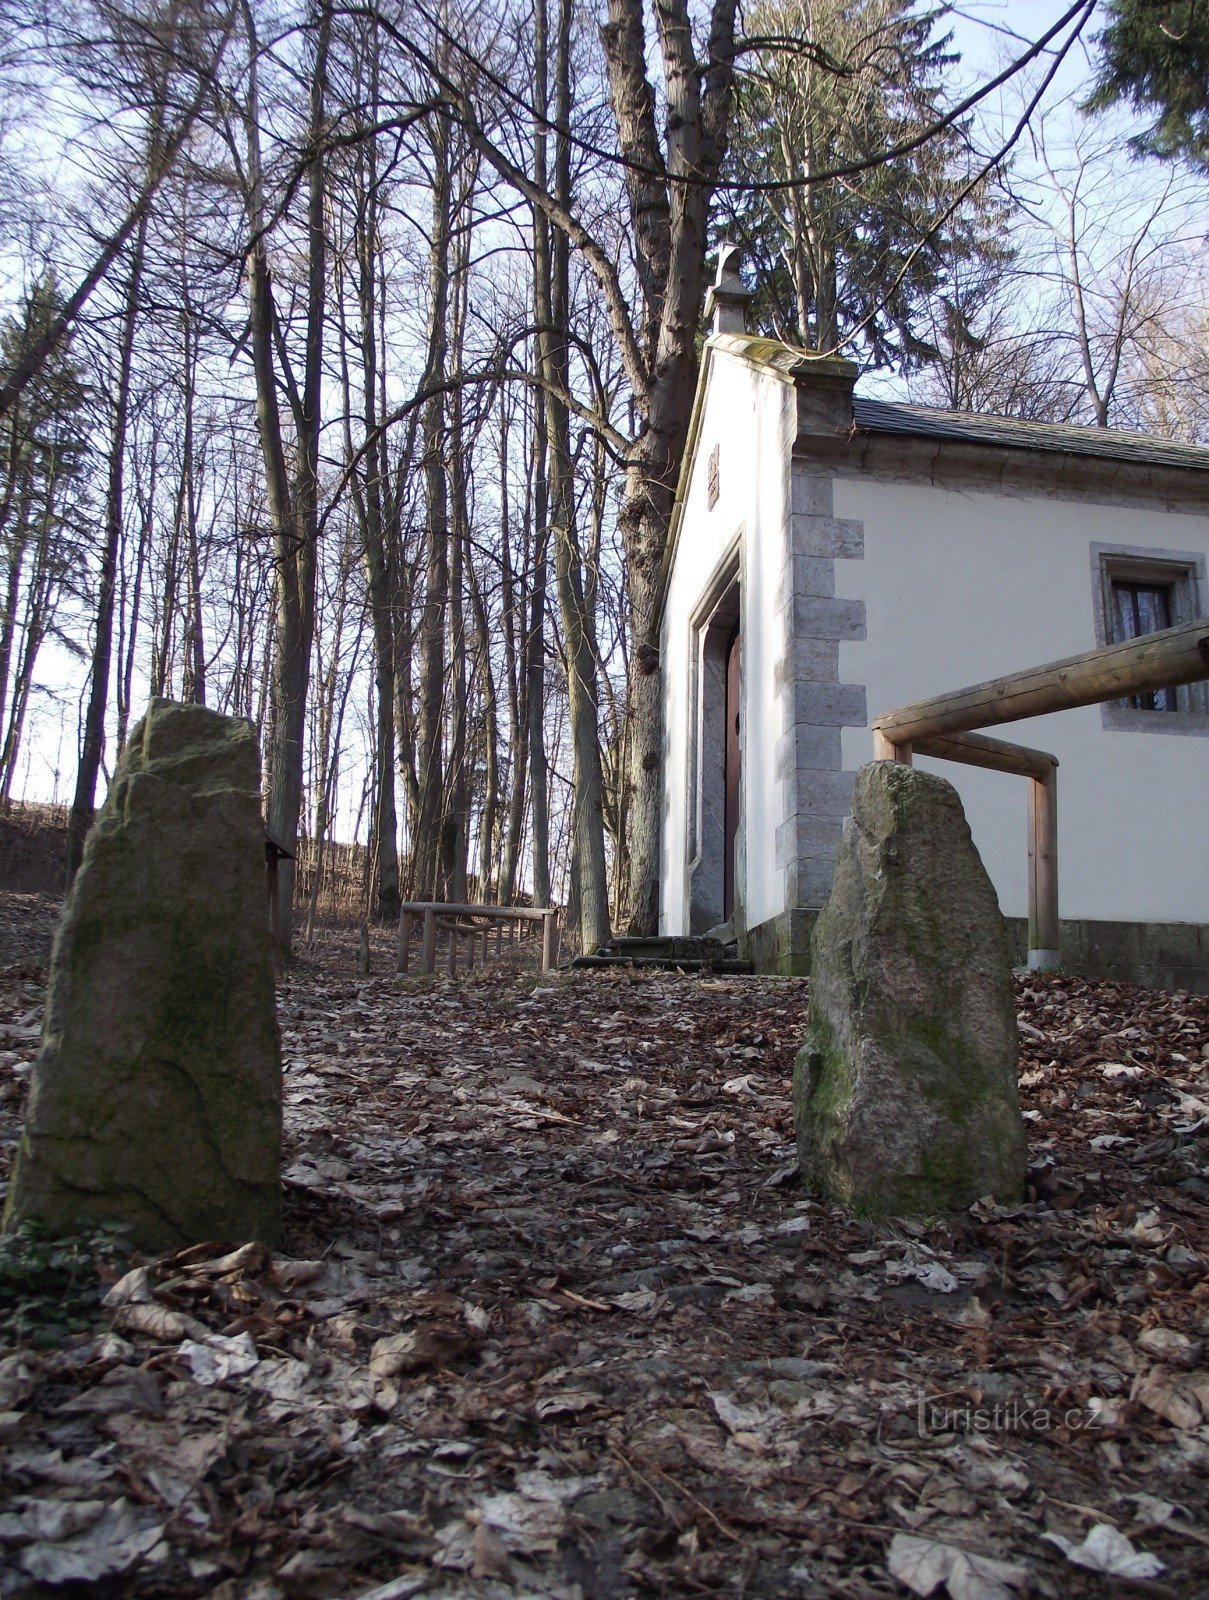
[873,617,1209,747]
[397,901,553,921]
[869,619,1209,974]
[883,730,1061,971]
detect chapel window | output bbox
[1110,579,1177,712]
[1092,543,1209,732]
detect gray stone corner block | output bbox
[783,681,868,730]
[775,638,841,690]
[793,767,857,810]
[791,594,867,643]
[791,469,834,518]
[777,554,837,609]
[774,724,843,780]
[775,811,846,869]
[784,855,841,909]
[794,761,1026,1216]
[3,698,283,1252]
[790,514,865,561]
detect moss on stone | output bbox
[3,699,282,1251]
[794,761,1026,1217]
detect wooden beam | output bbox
[913,729,1058,782]
[421,907,437,975]
[873,617,1209,745]
[397,901,554,922]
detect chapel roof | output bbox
[851,395,1209,474]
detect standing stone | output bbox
[795,761,1026,1214]
[3,699,282,1250]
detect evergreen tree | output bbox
[0,277,92,801]
[720,0,1010,366]
[1086,0,1209,167]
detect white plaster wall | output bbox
[660,348,796,934]
[835,476,1209,923]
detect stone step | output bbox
[598,935,739,959]
[572,933,752,975]
[571,954,754,974]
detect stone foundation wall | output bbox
[742,909,817,976]
[745,908,1209,992]
[1005,918,1209,995]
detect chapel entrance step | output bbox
[571,934,753,974]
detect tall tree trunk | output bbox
[243,0,331,957]
[0,482,33,761]
[442,211,472,902]
[498,399,528,905]
[527,39,553,911]
[179,309,207,705]
[66,215,147,887]
[541,0,609,950]
[413,111,452,900]
[464,0,741,932]
[355,25,400,921]
[117,441,153,751]
[467,551,499,900]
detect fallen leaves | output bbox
[1043,1522,1167,1579]
[0,931,1204,1597]
[8,1498,167,1586]
[367,1322,473,1379]
[887,1533,1029,1599]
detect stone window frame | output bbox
[685,535,742,933]
[1090,541,1209,735]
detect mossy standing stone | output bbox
[794,760,1026,1214]
[3,698,282,1250]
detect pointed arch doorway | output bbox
[687,554,741,935]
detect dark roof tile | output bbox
[852,396,1209,473]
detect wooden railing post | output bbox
[267,856,282,978]
[541,909,559,973]
[873,729,912,763]
[1028,770,1060,970]
[421,907,437,975]
[397,911,413,975]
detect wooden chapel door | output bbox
[724,622,741,921]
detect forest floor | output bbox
[0,893,1207,1599]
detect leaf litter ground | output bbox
[0,898,1206,1599]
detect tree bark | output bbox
[242,0,331,957]
[412,109,452,900]
[543,0,610,951]
[66,215,147,887]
